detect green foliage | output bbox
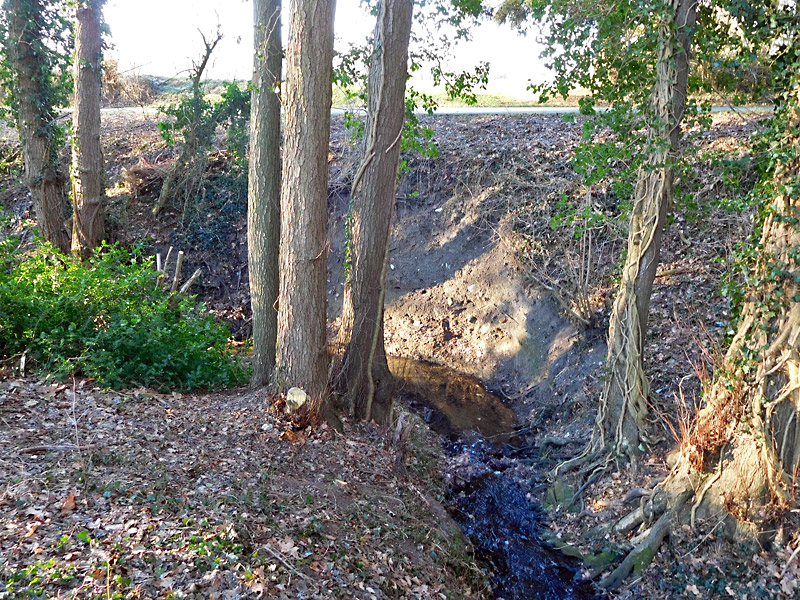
[433,61,490,106]
[180,169,249,252]
[332,0,488,157]
[409,0,489,107]
[571,134,636,204]
[496,0,767,231]
[0,242,246,390]
[155,78,250,223]
[158,81,250,170]
[675,144,758,221]
[4,559,78,597]
[0,0,73,128]
[713,3,800,345]
[217,82,252,169]
[494,0,528,27]
[400,90,441,163]
[333,42,371,108]
[549,192,607,235]
[0,144,23,178]
[334,1,486,278]
[694,3,780,104]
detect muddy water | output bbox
[388,356,518,444]
[389,356,596,600]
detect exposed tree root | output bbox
[551,444,601,478]
[599,87,800,588]
[600,489,694,589]
[613,493,669,535]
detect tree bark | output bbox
[595,0,697,462]
[276,0,336,399]
[247,0,282,388]
[336,0,414,424]
[71,0,106,258]
[5,0,70,253]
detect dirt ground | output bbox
[2,108,799,598]
[0,375,490,599]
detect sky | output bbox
[103,0,548,99]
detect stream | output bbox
[388,357,597,600]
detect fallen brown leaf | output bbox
[60,493,76,514]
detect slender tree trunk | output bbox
[5,0,70,253]
[248,0,282,388]
[336,0,414,424]
[595,0,697,462]
[71,0,106,258]
[276,0,335,399]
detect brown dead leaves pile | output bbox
[0,369,487,599]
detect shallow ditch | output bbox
[389,357,597,600]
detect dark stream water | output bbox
[388,357,597,600]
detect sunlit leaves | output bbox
[0,242,246,390]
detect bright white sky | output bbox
[104,0,548,98]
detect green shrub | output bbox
[0,242,246,390]
[157,80,250,168]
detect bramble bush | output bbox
[0,241,246,390]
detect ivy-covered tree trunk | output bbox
[71,0,106,258]
[603,82,800,589]
[676,82,800,521]
[276,0,335,399]
[594,0,697,463]
[247,0,281,388]
[5,0,70,253]
[336,0,414,424]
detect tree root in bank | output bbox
[540,435,586,448]
[551,445,605,478]
[613,493,669,535]
[599,489,693,589]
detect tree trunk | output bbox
[247,0,282,388]
[336,0,414,425]
[276,0,336,399]
[594,0,697,463]
[71,0,106,258]
[5,0,70,253]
